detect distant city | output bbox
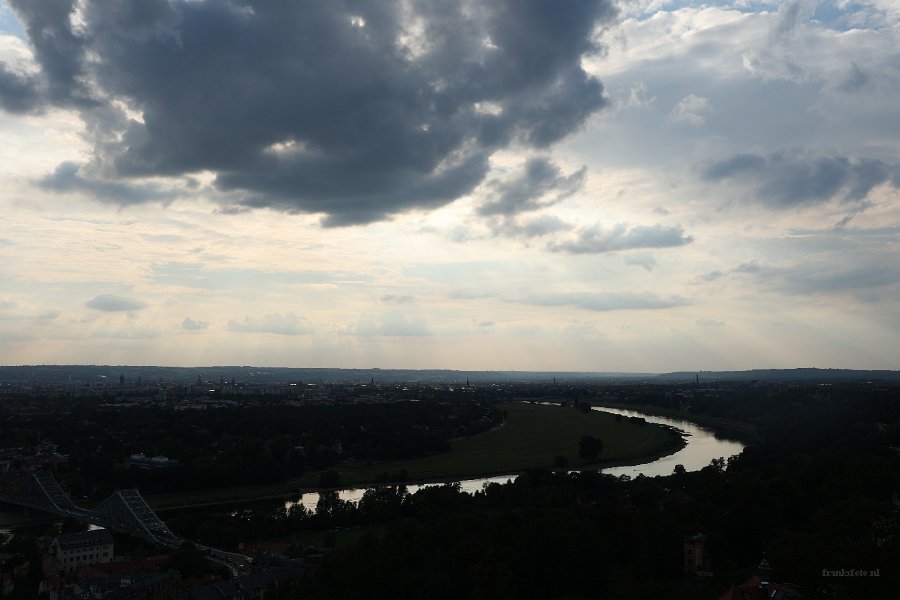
[2,364,899,397]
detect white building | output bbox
[50,529,114,575]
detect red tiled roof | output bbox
[718,575,798,600]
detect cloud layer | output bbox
[2,1,899,371]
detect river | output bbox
[284,405,746,512]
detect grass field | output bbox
[149,402,682,508]
[316,402,682,484]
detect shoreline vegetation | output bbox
[590,401,762,444]
[153,440,692,514]
[147,402,689,511]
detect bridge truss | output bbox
[2,473,181,547]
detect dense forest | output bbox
[0,402,502,497]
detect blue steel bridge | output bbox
[2,472,179,546]
[1,472,251,574]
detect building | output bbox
[717,559,800,600]
[49,529,114,575]
[125,453,179,469]
[188,564,304,599]
[683,533,713,577]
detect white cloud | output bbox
[624,81,656,108]
[669,94,711,125]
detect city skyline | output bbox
[2,1,899,371]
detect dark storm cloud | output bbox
[0,62,42,113]
[478,157,586,216]
[4,0,616,225]
[703,150,899,206]
[548,223,693,254]
[7,0,92,108]
[85,294,147,312]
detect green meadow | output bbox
[322,402,682,483]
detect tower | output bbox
[758,557,771,594]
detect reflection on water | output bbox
[285,475,518,513]
[590,406,745,478]
[285,405,745,513]
[0,516,105,538]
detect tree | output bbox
[164,542,213,579]
[319,469,340,488]
[578,435,603,462]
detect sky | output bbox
[1,0,898,372]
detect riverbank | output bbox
[152,437,691,514]
[9,438,695,527]
[591,402,762,444]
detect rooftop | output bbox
[55,529,113,550]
